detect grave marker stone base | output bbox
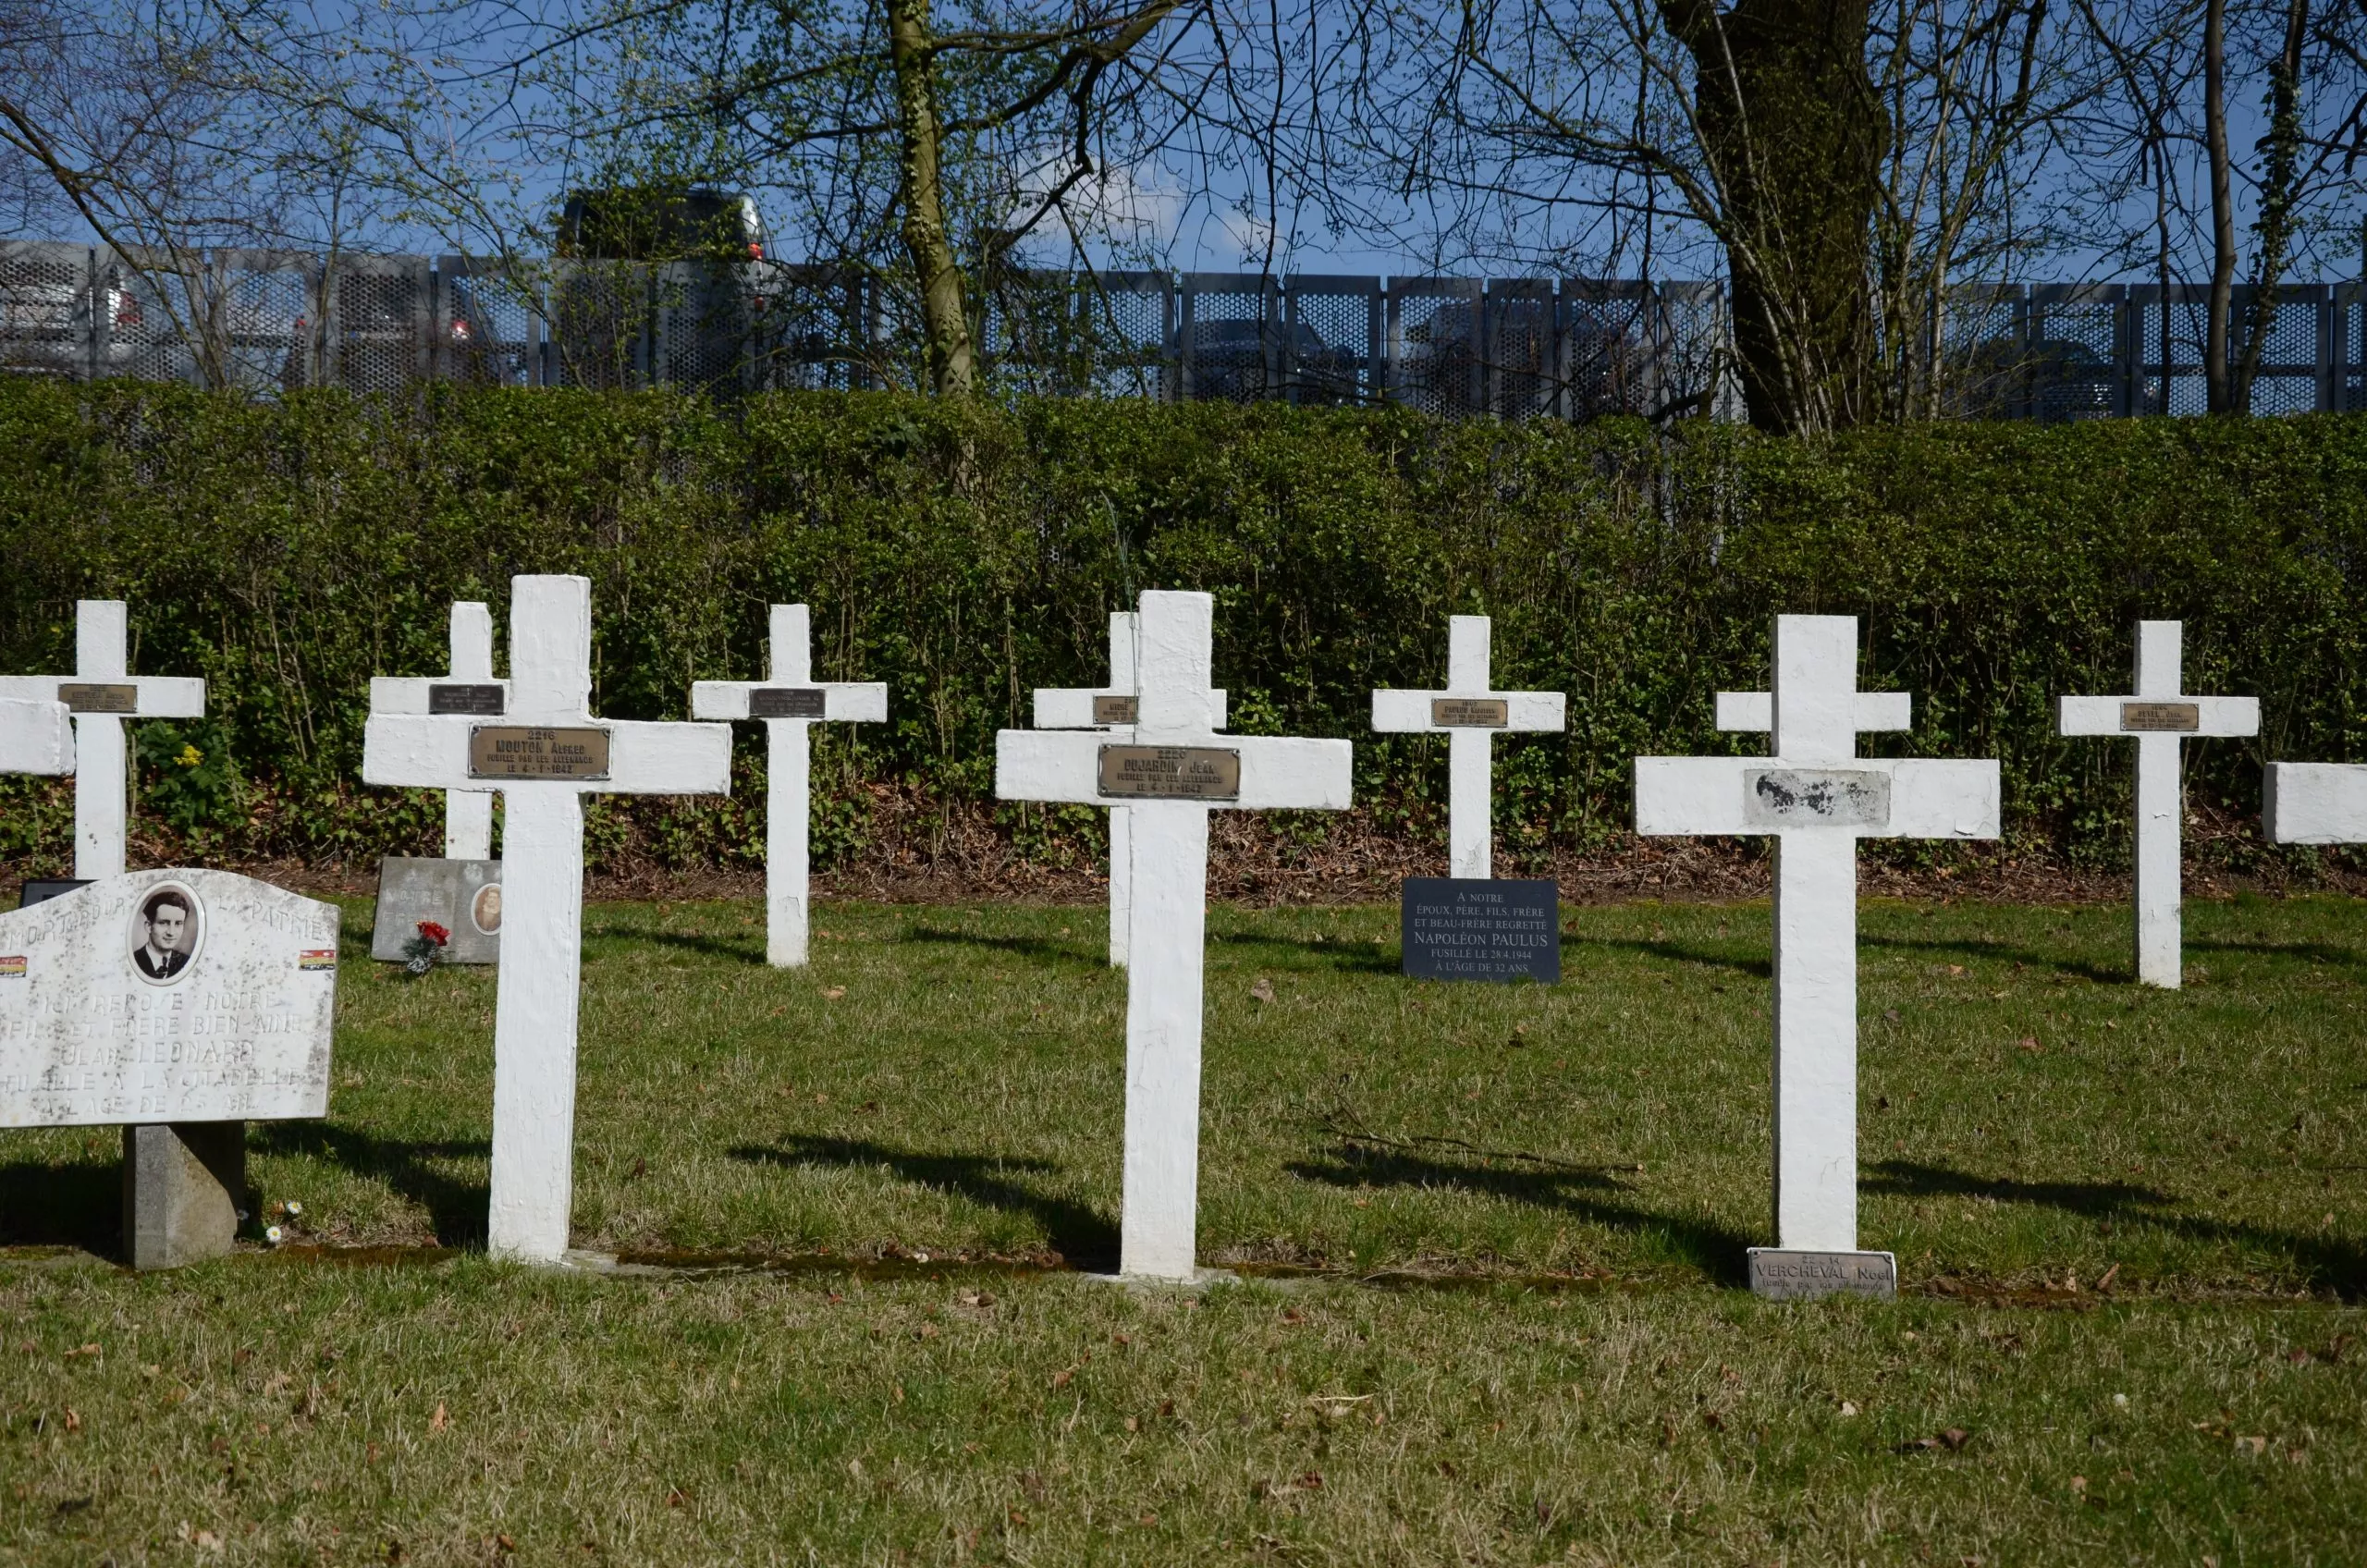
[1400,877,1560,982]
[123,1121,246,1269]
[371,856,503,964]
[1747,1248,1898,1302]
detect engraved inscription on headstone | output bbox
[0,868,340,1128]
[1092,694,1139,725]
[1429,697,1509,728]
[2120,701,2201,732]
[57,682,139,713]
[466,725,611,781]
[1097,745,1243,801]
[428,682,506,717]
[1401,877,1560,982]
[749,687,828,719]
[370,857,502,964]
[1744,768,1892,829]
[1747,1248,1898,1301]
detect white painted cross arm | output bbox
[362,717,729,793]
[2060,695,2259,736]
[996,732,1351,810]
[2266,764,2367,843]
[1371,688,1563,731]
[0,700,74,774]
[0,671,203,717]
[1035,686,1227,729]
[1714,692,1912,732]
[691,682,887,722]
[1635,754,2000,839]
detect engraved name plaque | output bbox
[1747,1248,1897,1302]
[749,687,828,719]
[428,682,506,717]
[1744,768,1892,830]
[1401,877,1560,983]
[467,726,611,782]
[1092,695,1139,725]
[1096,745,1242,801]
[2120,701,2201,733]
[1429,697,1509,728]
[57,683,138,714]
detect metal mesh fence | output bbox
[330,256,429,393]
[0,241,94,381]
[435,259,541,386]
[1284,276,1380,405]
[1178,275,1280,402]
[1390,279,1481,417]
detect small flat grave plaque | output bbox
[750,687,828,719]
[1744,768,1891,830]
[467,725,610,781]
[2120,701,2201,733]
[1401,876,1560,983]
[1748,1248,1897,1302]
[57,682,138,714]
[0,868,339,1127]
[18,879,91,911]
[371,856,502,964]
[1429,697,1509,728]
[1092,694,1139,725]
[1097,745,1242,801]
[428,682,506,717]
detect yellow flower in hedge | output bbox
[176,743,203,769]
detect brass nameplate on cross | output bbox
[749,687,828,719]
[2120,702,2200,733]
[467,726,612,781]
[1092,695,1139,725]
[57,683,138,714]
[429,683,506,716]
[1096,745,1242,801]
[1430,698,1508,728]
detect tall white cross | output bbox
[1371,616,1565,879]
[0,601,205,877]
[363,575,730,1261]
[2059,620,2258,988]
[1635,615,1999,1264]
[998,591,1351,1281]
[368,603,505,860]
[0,700,74,778]
[691,604,886,967]
[1032,611,1228,967]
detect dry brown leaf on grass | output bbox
[1251,976,1277,1003]
[1897,1427,1969,1452]
[429,1402,448,1433]
[823,986,846,1000]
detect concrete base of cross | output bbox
[1747,1247,1897,1302]
[1085,1267,1244,1293]
[122,1121,246,1269]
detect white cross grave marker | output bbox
[0,601,205,877]
[2264,749,2367,849]
[368,602,505,859]
[1371,615,1564,878]
[690,605,886,967]
[0,700,74,778]
[363,575,730,1261]
[2059,621,2258,988]
[1032,611,1228,967]
[1634,615,1999,1296]
[997,591,1351,1281]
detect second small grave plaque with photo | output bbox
[1400,877,1560,983]
[371,856,503,964]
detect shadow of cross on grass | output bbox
[1866,1159,2367,1299]
[251,1122,491,1248]
[1286,1143,1758,1286]
[0,1156,123,1252]
[730,1136,1119,1272]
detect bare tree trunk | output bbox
[2231,0,2310,410]
[2203,0,2236,413]
[887,0,976,397]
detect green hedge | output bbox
[2,380,2363,878]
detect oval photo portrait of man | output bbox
[128,881,205,986]
[471,881,503,937]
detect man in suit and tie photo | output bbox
[132,888,197,980]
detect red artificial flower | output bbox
[416,921,451,947]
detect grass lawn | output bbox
[4,891,2365,1563]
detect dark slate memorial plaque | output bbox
[1400,877,1560,983]
[16,879,92,910]
[750,686,828,718]
[428,682,506,716]
[1747,1248,1897,1302]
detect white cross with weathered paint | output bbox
[1032,610,1228,968]
[368,602,505,860]
[0,601,205,877]
[0,700,74,778]
[363,575,730,1262]
[691,604,886,967]
[998,590,1352,1282]
[2059,621,2258,988]
[1371,616,1565,879]
[1634,615,1999,1279]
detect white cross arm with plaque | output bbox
[363,716,727,791]
[692,682,887,723]
[1033,689,1229,729]
[0,675,206,717]
[0,700,74,775]
[1369,690,1564,731]
[1634,756,2000,839]
[2058,696,2258,737]
[996,734,1350,810]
